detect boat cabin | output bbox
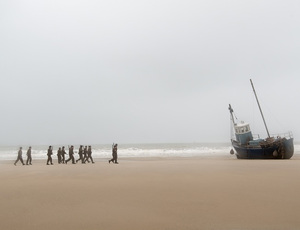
[234,122,253,145]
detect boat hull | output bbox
[232,138,294,159]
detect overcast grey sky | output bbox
[1,0,300,145]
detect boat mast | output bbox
[250,79,270,138]
[228,104,236,140]
[228,104,236,126]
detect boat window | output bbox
[245,126,249,132]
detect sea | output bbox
[1,142,300,161]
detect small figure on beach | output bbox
[82,146,87,163]
[14,147,25,166]
[109,143,118,164]
[26,146,32,165]
[61,146,66,164]
[76,145,83,163]
[83,146,90,163]
[57,147,62,164]
[86,145,94,163]
[82,146,88,163]
[66,145,76,164]
[47,146,53,165]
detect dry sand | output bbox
[1,156,300,230]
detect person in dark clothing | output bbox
[14,147,25,166]
[57,147,62,164]
[26,146,32,165]
[61,146,66,164]
[66,145,75,164]
[84,145,94,163]
[82,146,88,163]
[109,143,118,164]
[47,146,53,165]
[76,145,83,163]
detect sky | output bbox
[1,0,300,145]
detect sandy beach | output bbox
[1,156,300,230]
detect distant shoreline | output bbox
[4,154,300,165]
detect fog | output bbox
[1,0,300,145]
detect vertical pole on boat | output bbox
[228,104,236,125]
[228,104,236,140]
[250,79,270,138]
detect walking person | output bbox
[66,145,75,164]
[47,146,53,165]
[61,146,66,164]
[14,147,25,166]
[26,146,32,165]
[84,145,95,163]
[76,145,83,163]
[82,146,88,163]
[109,143,118,164]
[57,147,62,164]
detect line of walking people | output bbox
[14,146,32,165]
[14,145,95,165]
[14,144,118,166]
[46,145,95,165]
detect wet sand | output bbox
[1,156,300,230]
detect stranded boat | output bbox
[229,79,294,159]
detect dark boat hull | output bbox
[232,138,294,159]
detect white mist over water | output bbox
[2,143,300,161]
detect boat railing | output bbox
[270,131,293,139]
[251,132,293,141]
